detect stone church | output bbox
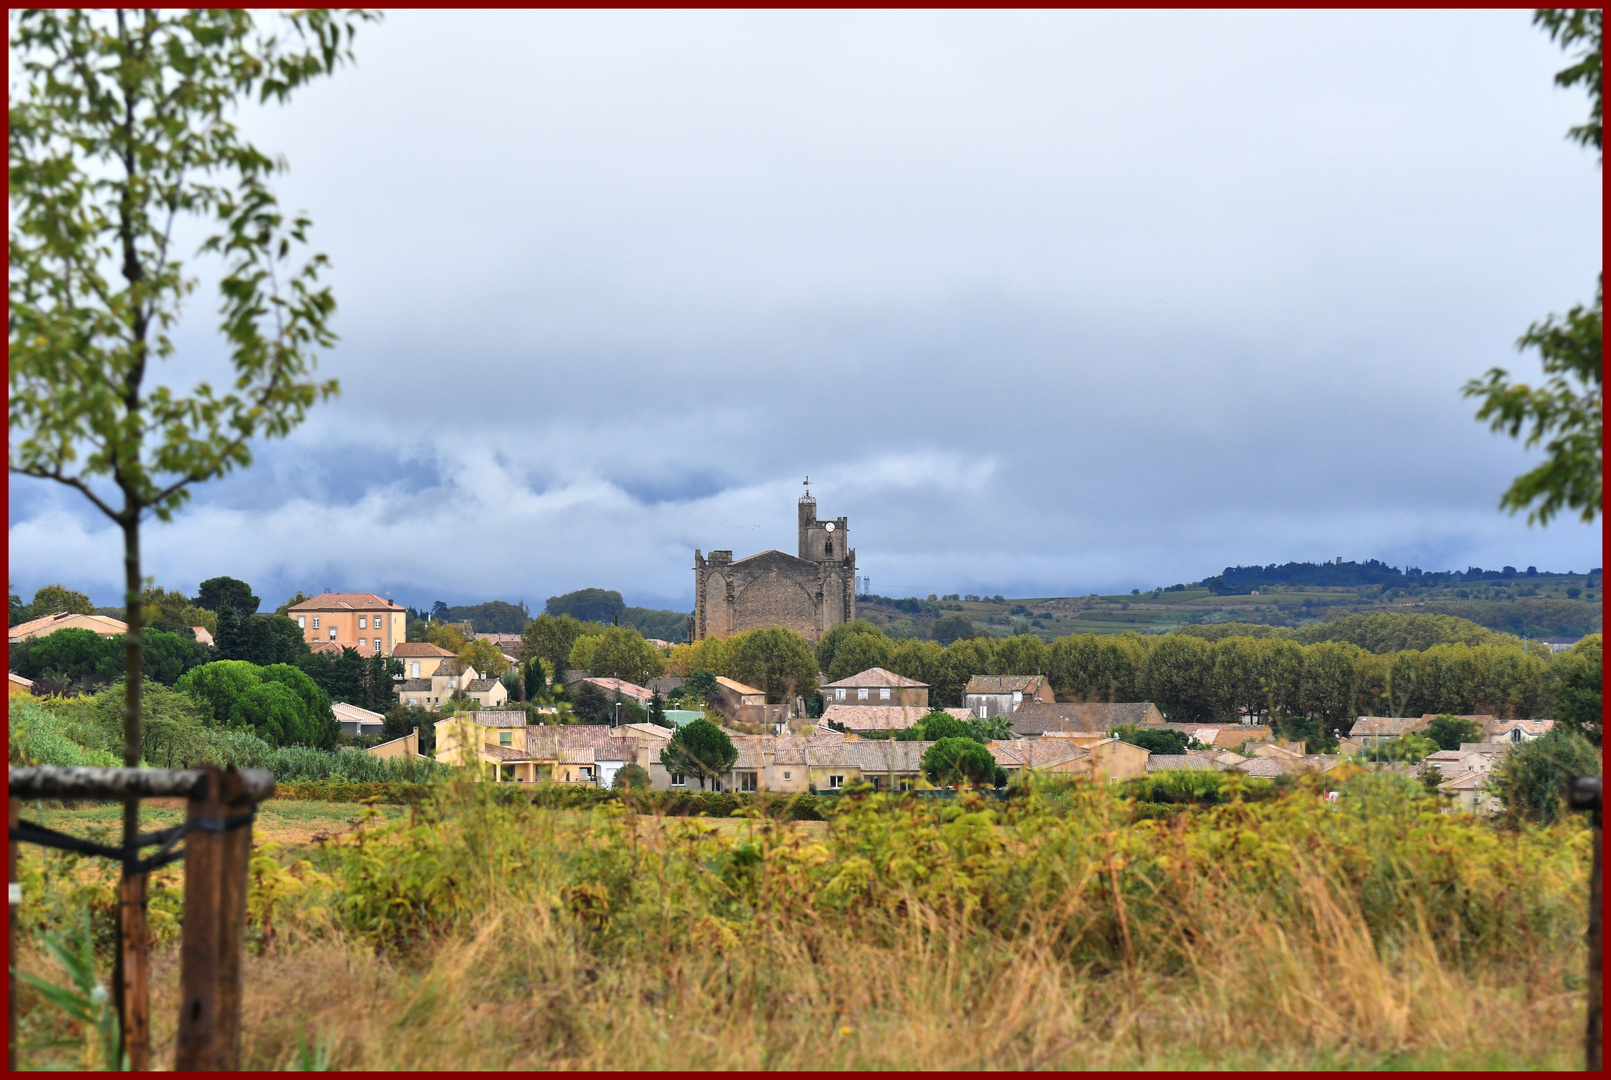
[693,486,856,644]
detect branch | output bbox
[8,465,125,524]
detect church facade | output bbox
[693,489,856,645]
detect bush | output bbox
[1117,725,1189,756]
[921,737,996,788]
[1427,714,1484,751]
[1491,727,1602,825]
[612,762,651,791]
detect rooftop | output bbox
[393,642,457,658]
[8,611,129,640]
[964,675,1046,695]
[288,592,404,613]
[715,676,766,697]
[820,704,970,731]
[821,667,929,690]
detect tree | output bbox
[141,585,214,636]
[921,737,996,789]
[730,626,818,703]
[228,680,313,747]
[930,614,976,646]
[648,691,669,728]
[176,660,263,724]
[1491,726,1602,825]
[660,717,737,790]
[570,681,612,725]
[1462,10,1601,526]
[613,762,652,792]
[520,613,592,677]
[274,590,311,617]
[568,626,667,685]
[8,18,374,992]
[1141,635,1214,723]
[523,657,549,701]
[425,621,469,654]
[195,577,260,615]
[23,584,95,619]
[682,670,720,704]
[1116,726,1190,756]
[546,588,626,624]
[459,637,509,677]
[1550,633,1602,746]
[1426,714,1484,752]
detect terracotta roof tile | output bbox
[821,667,929,690]
[964,675,1046,695]
[288,593,404,612]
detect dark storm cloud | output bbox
[9,10,1602,610]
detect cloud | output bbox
[9,10,1602,611]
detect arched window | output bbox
[825,538,834,556]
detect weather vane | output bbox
[802,475,811,498]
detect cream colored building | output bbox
[392,641,457,679]
[8,611,128,643]
[395,661,505,711]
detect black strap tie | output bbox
[9,807,256,874]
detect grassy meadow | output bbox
[10,775,1594,1070]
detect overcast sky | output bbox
[8,9,1604,613]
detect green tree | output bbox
[815,618,888,674]
[612,762,651,791]
[918,710,969,742]
[176,660,263,724]
[648,691,669,728]
[930,614,976,646]
[228,680,312,747]
[195,577,260,615]
[7,11,373,931]
[1141,635,1213,723]
[1549,633,1602,746]
[1491,726,1602,825]
[274,590,311,617]
[23,584,95,619]
[570,681,612,725]
[1297,641,1362,736]
[568,625,667,685]
[545,588,626,624]
[921,737,996,789]
[731,626,819,703]
[1115,725,1189,756]
[682,670,719,704]
[521,613,592,679]
[660,717,737,790]
[1462,10,1601,526]
[1426,714,1485,752]
[459,637,509,678]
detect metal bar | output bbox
[216,770,251,1071]
[175,767,223,1070]
[8,766,275,803]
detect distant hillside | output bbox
[1202,559,1601,594]
[850,570,1601,643]
[546,588,688,643]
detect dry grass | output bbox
[11,775,1594,1070]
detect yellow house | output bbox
[367,729,424,760]
[392,641,458,679]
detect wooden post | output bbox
[118,871,150,1070]
[175,766,223,1070]
[216,769,251,1071]
[9,795,18,1072]
[1571,776,1602,1072]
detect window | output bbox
[408,696,418,706]
[897,779,913,792]
[835,689,845,700]
[411,661,420,678]
[978,704,988,719]
[449,677,457,689]
[825,539,833,556]
[670,772,687,788]
[828,775,844,789]
[783,771,792,781]
[359,615,367,629]
[1511,728,1523,743]
[738,771,757,792]
[297,615,306,628]
[1012,691,1022,704]
[857,688,868,701]
[312,616,320,629]
[329,628,337,640]
[358,639,367,650]
[499,731,512,746]
[879,688,890,701]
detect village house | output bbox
[8,611,128,643]
[392,641,458,679]
[820,667,929,707]
[712,676,791,730]
[366,729,426,760]
[287,593,407,657]
[819,704,972,733]
[990,735,1150,781]
[582,676,655,710]
[962,674,1055,718]
[1010,701,1167,738]
[395,660,506,711]
[1348,715,1432,748]
[332,702,386,738]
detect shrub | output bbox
[921,737,996,788]
[1490,727,1602,825]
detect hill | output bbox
[851,568,1601,644]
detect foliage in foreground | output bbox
[10,771,1594,1069]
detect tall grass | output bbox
[12,771,1593,1069]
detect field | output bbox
[9,776,1594,1070]
[857,575,1603,641]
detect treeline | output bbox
[1203,559,1601,594]
[804,618,1601,735]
